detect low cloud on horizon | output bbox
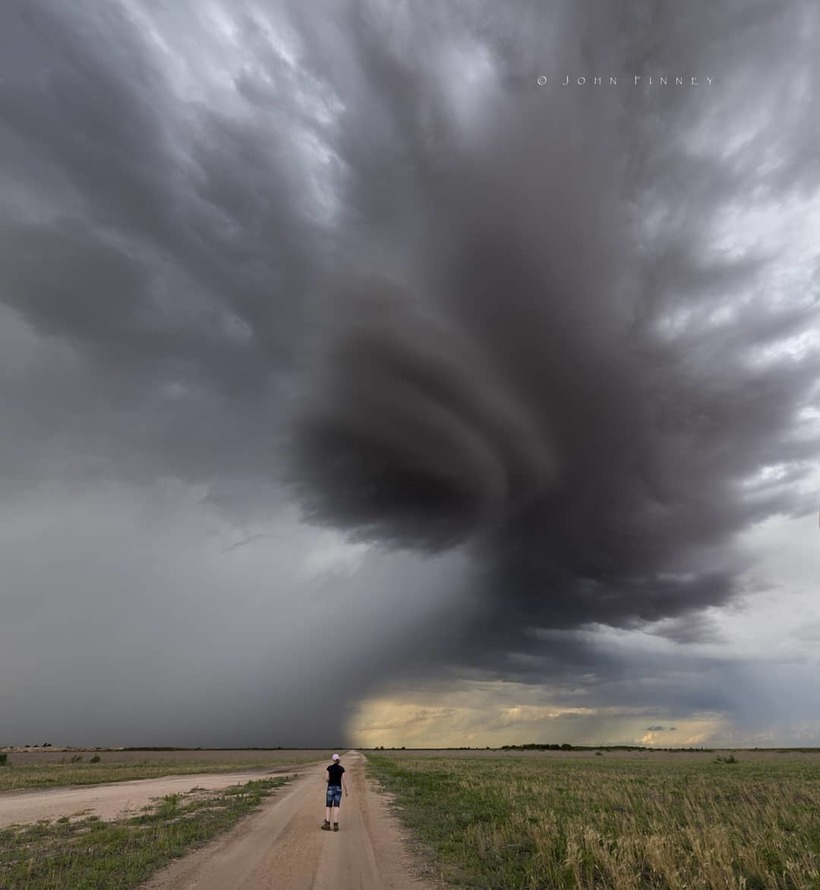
[2,0,820,748]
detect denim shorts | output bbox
[326,785,342,807]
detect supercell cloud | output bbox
[2,0,820,745]
[289,2,820,644]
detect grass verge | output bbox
[367,753,820,889]
[0,759,310,793]
[0,777,288,890]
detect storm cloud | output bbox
[2,0,819,746]
[288,2,820,646]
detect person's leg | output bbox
[322,788,332,828]
[331,785,341,828]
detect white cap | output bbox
[331,753,340,761]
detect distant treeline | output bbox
[500,744,820,752]
[10,744,819,753]
[120,746,307,752]
[499,744,714,752]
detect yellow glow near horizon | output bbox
[347,683,731,749]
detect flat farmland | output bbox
[366,749,820,890]
[0,750,438,890]
[1,747,327,766]
[0,748,324,793]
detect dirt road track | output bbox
[0,771,280,828]
[140,751,440,890]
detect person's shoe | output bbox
[333,823,339,831]
[321,820,331,830]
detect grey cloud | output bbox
[645,614,726,646]
[792,621,820,643]
[0,0,324,498]
[289,275,557,550]
[2,0,820,744]
[289,0,820,661]
[0,483,470,746]
[1,0,322,373]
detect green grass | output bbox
[0,777,288,890]
[0,755,315,793]
[367,753,820,889]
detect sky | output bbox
[1,0,819,749]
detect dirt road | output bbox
[0,770,279,827]
[140,751,439,890]
[0,751,439,887]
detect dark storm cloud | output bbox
[2,0,820,744]
[290,0,820,663]
[290,275,556,550]
[0,0,335,504]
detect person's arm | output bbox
[343,776,349,797]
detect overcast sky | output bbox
[2,0,819,749]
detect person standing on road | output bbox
[321,752,348,831]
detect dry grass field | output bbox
[0,748,321,889]
[0,778,289,889]
[367,748,820,889]
[0,748,325,793]
[5,746,820,888]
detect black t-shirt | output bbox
[327,762,345,786]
